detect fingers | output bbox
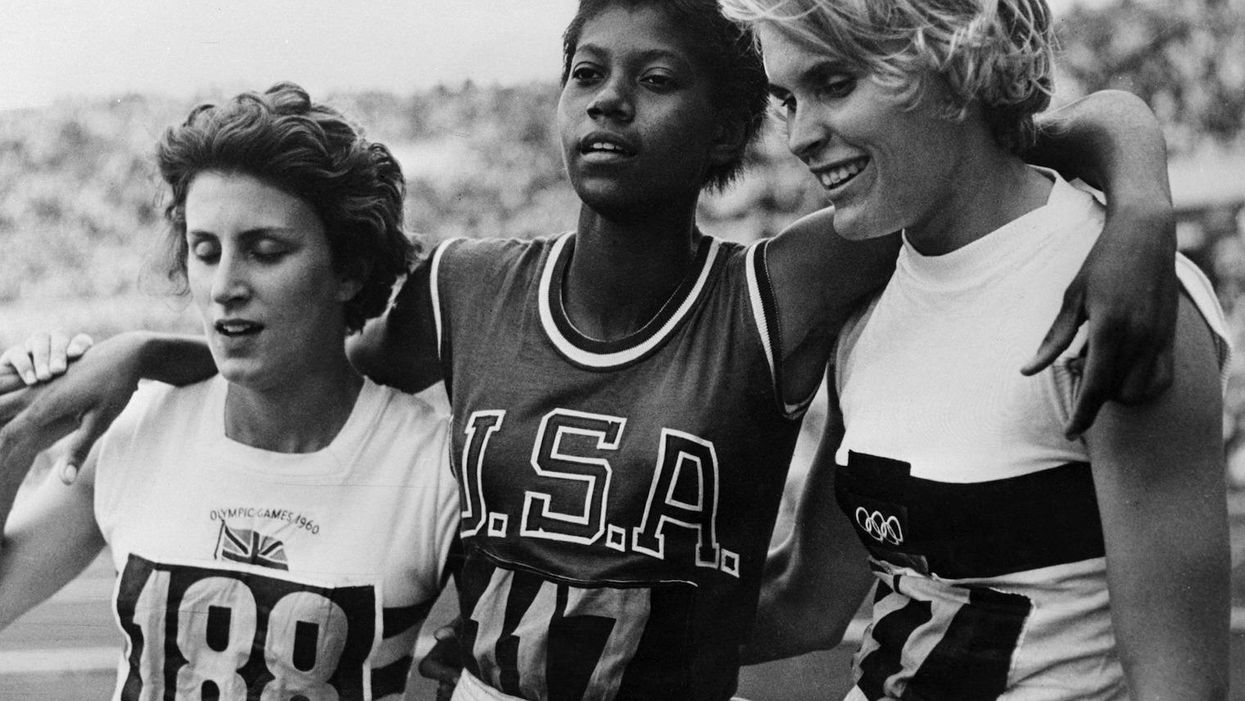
[0,400,77,482]
[1,345,37,387]
[1022,288,1085,376]
[1110,342,1173,406]
[419,625,463,694]
[1064,347,1111,440]
[31,332,66,381]
[37,331,88,379]
[57,412,107,485]
[0,332,89,387]
[0,363,25,395]
[66,333,94,361]
[1063,319,1136,438]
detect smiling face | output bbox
[184,171,359,391]
[758,23,973,242]
[558,4,736,218]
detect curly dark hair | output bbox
[561,0,770,191]
[156,82,414,333]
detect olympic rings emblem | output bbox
[855,507,904,545]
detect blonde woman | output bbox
[720,0,1231,698]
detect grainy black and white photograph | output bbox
[0,0,1242,699]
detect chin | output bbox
[215,359,266,389]
[832,212,893,242]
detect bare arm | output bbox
[0,332,213,482]
[741,381,875,664]
[0,448,104,629]
[766,89,1176,433]
[348,259,443,394]
[1083,294,1229,700]
[0,256,446,479]
[1024,89,1178,433]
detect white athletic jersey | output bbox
[832,171,1231,701]
[93,376,460,701]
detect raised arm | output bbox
[0,332,213,483]
[741,383,874,664]
[1083,294,1229,700]
[348,258,442,394]
[1023,89,1178,435]
[764,218,900,406]
[765,89,1176,434]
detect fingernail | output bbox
[59,459,79,484]
[23,372,37,385]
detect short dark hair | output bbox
[561,0,769,191]
[156,82,414,333]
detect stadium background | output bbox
[1,0,1242,697]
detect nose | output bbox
[587,75,633,122]
[210,250,250,307]
[786,103,828,163]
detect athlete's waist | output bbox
[454,548,749,700]
[837,454,1104,578]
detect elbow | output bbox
[742,573,851,665]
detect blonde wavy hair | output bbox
[719,0,1055,152]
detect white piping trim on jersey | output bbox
[744,241,806,417]
[744,241,777,379]
[538,233,722,368]
[1175,254,1233,388]
[429,241,450,363]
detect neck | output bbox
[906,140,1053,256]
[223,353,363,453]
[563,203,701,341]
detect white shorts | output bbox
[452,669,525,701]
[451,667,758,701]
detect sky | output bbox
[1,1,579,111]
[4,0,1089,112]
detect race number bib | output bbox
[113,553,378,700]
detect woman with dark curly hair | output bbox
[0,83,458,700]
[0,1,1189,699]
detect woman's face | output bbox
[558,4,733,216]
[758,24,970,242]
[184,171,357,391]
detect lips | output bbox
[214,319,263,337]
[812,156,869,192]
[579,131,636,158]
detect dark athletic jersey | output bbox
[415,232,806,701]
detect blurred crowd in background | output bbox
[1,0,1243,483]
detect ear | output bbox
[708,119,748,167]
[335,261,369,303]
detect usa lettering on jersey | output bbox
[457,408,738,577]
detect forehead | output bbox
[184,171,321,232]
[756,23,844,87]
[574,4,702,66]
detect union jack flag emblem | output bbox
[215,522,289,570]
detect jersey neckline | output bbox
[205,375,388,480]
[538,232,721,369]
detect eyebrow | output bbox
[573,43,693,71]
[773,58,855,94]
[185,227,298,239]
